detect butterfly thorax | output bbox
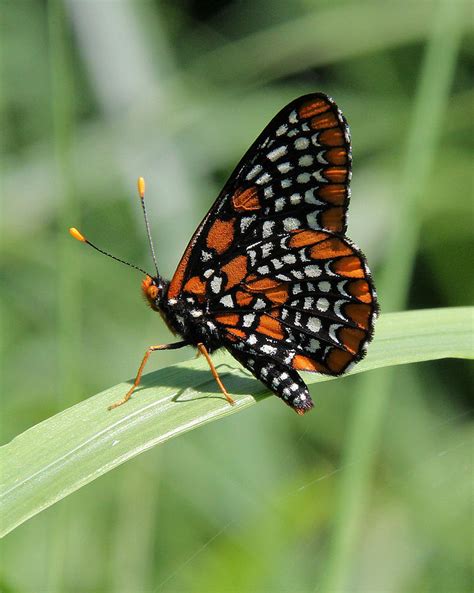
[142,275,222,351]
[160,292,222,351]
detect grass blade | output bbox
[1,307,472,538]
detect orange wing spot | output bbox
[183,275,206,296]
[333,256,365,278]
[232,187,260,212]
[221,255,248,290]
[256,314,284,340]
[347,279,372,303]
[310,238,354,260]
[318,184,346,205]
[235,290,253,306]
[321,207,344,232]
[215,313,240,327]
[324,166,348,183]
[344,303,371,329]
[326,147,348,165]
[293,354,325,373]
[289,230,329,248]
[226,327,247,340]
[266,284,289,304]
[298,98,331,119]
[326,348,354,373]
[168,241,194,300]
[206,218,235,254]
[246,277,280,291]
[311,111,339,130]
[319,128,344,147]
[338,327,365,355]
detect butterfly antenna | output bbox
[69,227,151,276]
[137,177,159,277]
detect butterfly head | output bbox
[142,275,165,310]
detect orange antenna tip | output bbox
[138,177,146,199]
[69,227,86,242]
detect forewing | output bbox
[167,93,352,301]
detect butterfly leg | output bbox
[108,341,188,410]
[197,343,235,406]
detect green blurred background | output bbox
[1,1,472,592]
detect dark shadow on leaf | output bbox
[125,364,269,404]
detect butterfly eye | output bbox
[148,285,159,300]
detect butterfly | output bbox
[70,93,378,415]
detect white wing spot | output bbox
[275,197,286,212]
[294,137,309,150]
[254,298,266,310]
[267,146,288,161]
[297,173,311,184]
[271,258,284,269]
[281,178,292,188]
[317,152,328,165]
[211,276,222,294]
[305,189,323,204]
[261,345,277,355]
[318,281,331,292]
[277,162,293,174]
[241,215,257,233]
[283,217,300,231]
[256,172,272,185]
[246,164,262,180]
[276,124,288,136]
[290,193,302,205]
[307,317,322,333]
[220,295,234,308]
[313,170,326,183]
[305,265,321,278]
[317,297,329,312]
[263,220,275,238]
[264,186,274,198]
[299,154,314,167]
[282,254,297,264]
[243,313,255,327]
[329,324,342,344]
[306,212,319,228]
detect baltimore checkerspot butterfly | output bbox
[70,93,378,415]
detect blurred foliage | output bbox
[0,1,472,592]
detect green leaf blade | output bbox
[1,307,472,537]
